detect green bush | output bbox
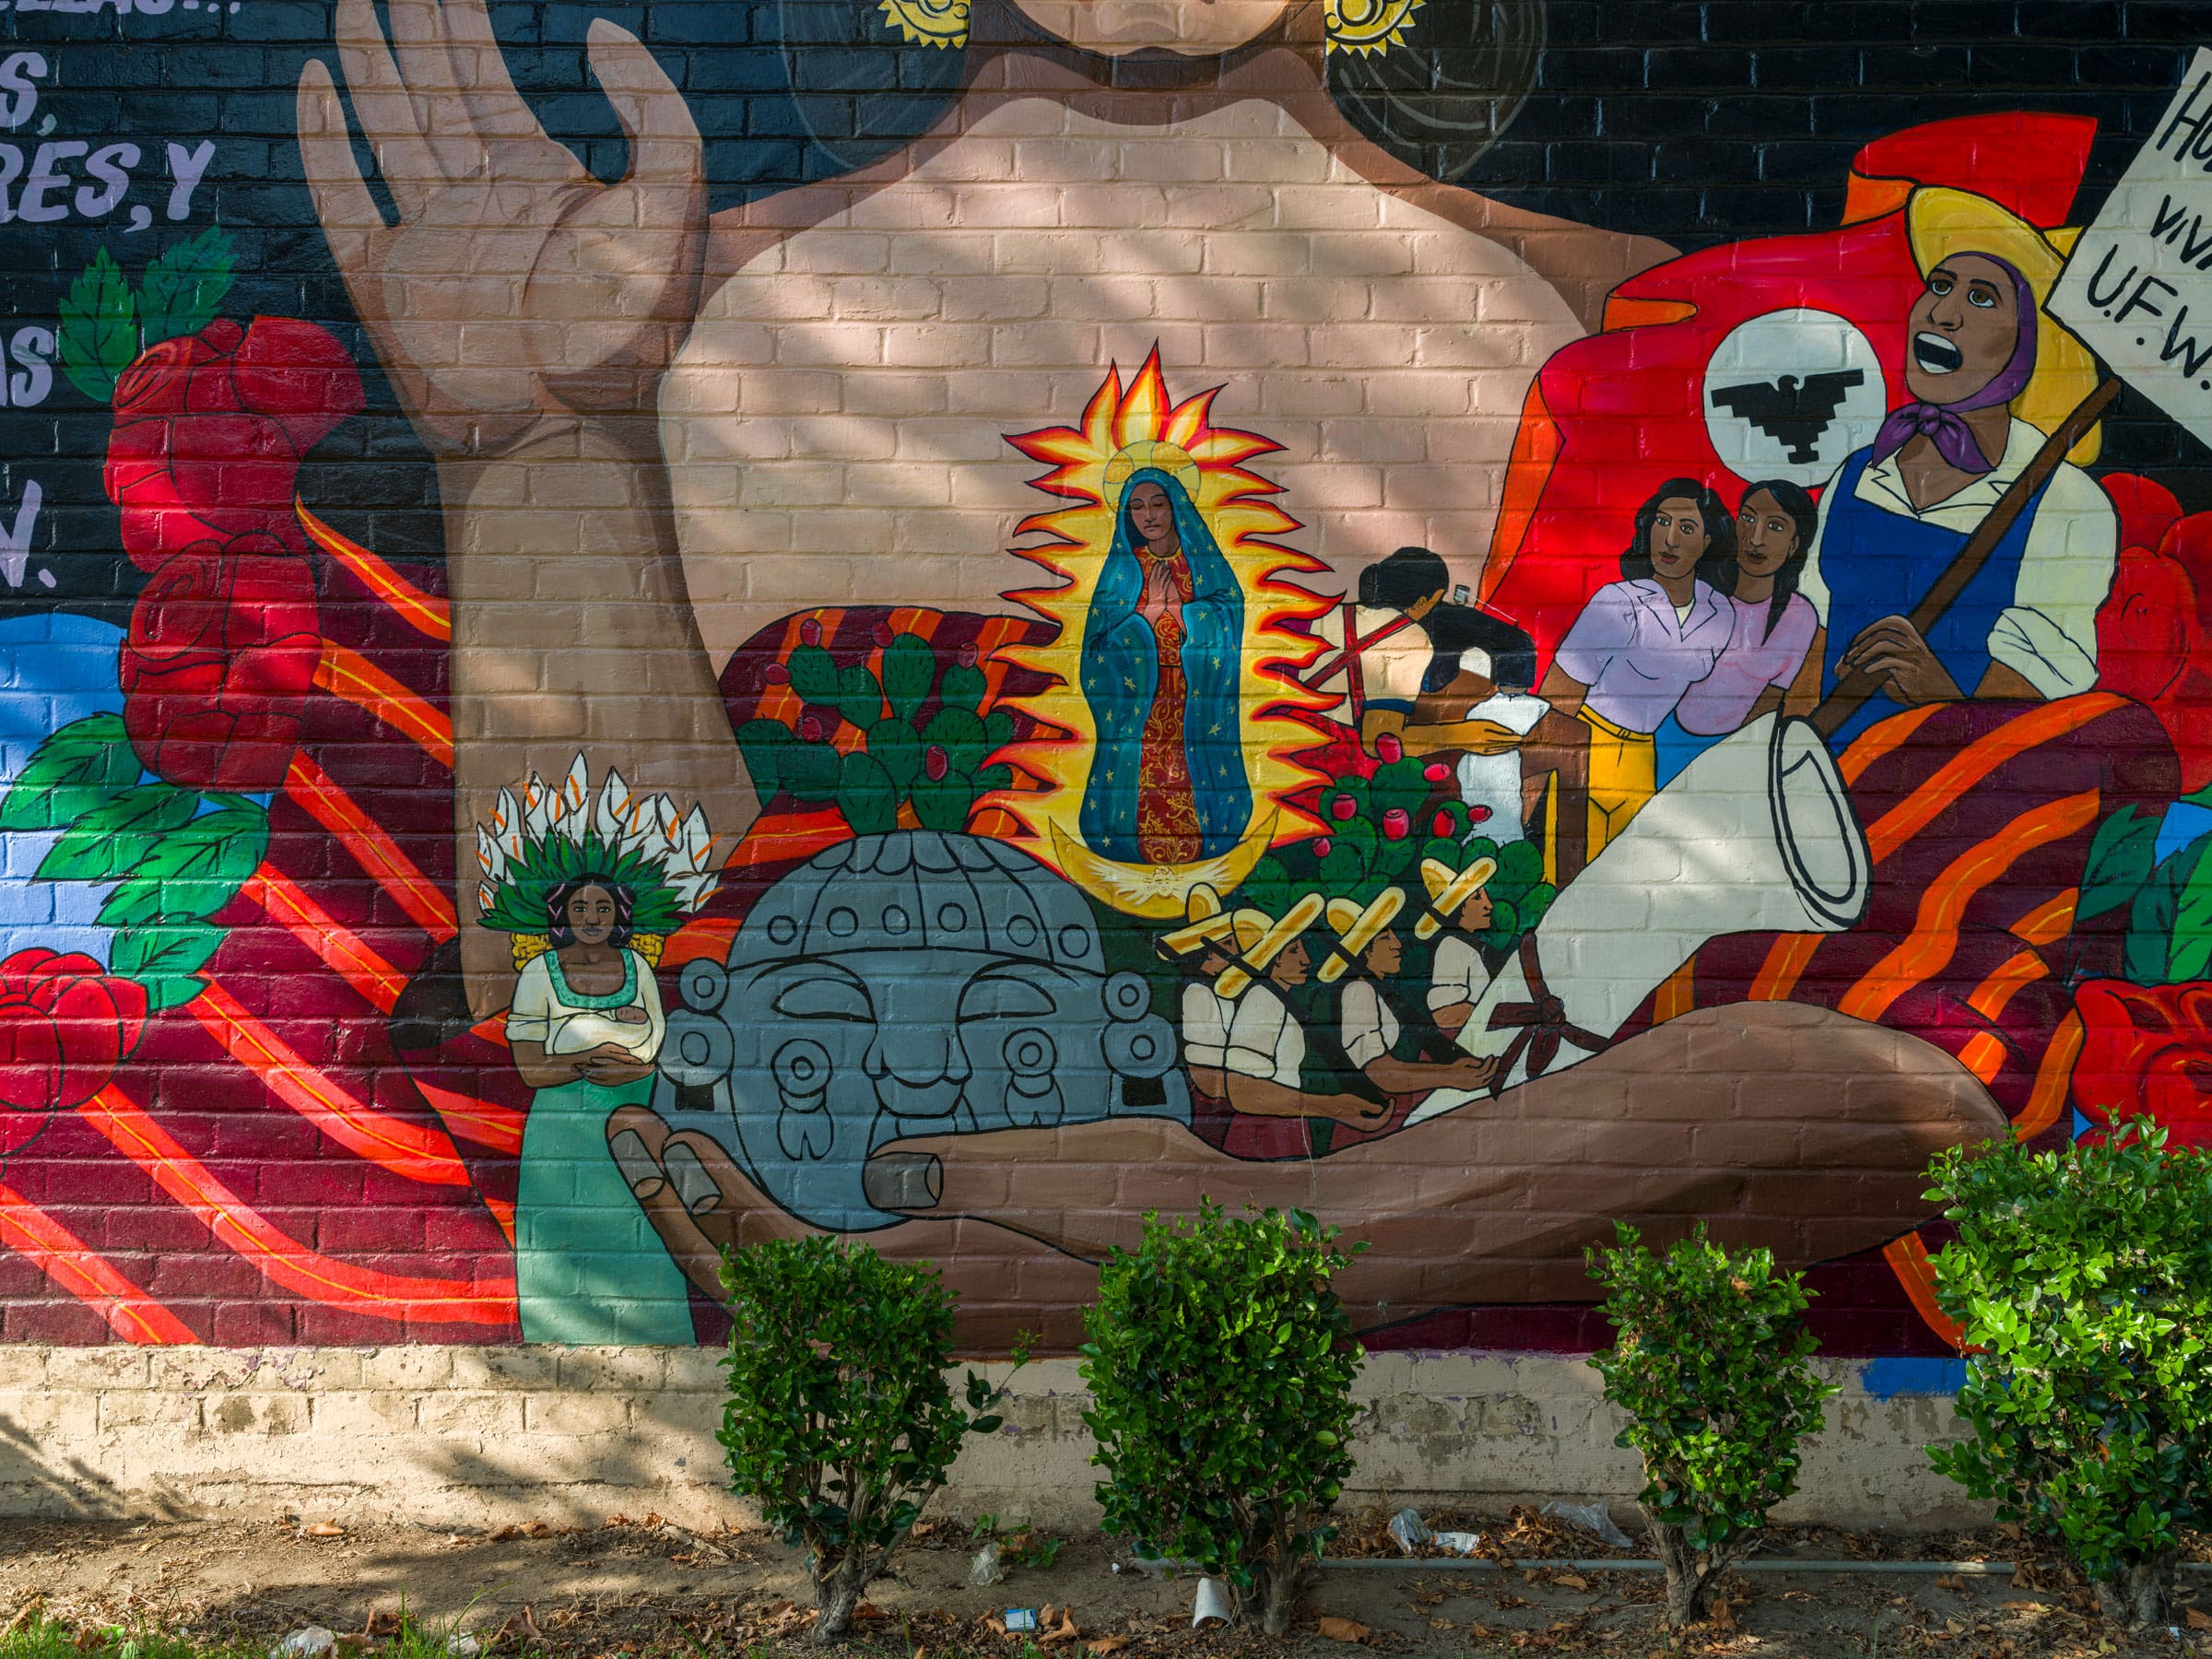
[1924,1119,2212,1630]
[719,1236,1019,1641]
[1586,1222,1836,1629]
[1079,1202,1365,1635]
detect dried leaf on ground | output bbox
[1314,1617,1373,1643]
[302,1523,346,1539]
[2187,1606,2212,1630]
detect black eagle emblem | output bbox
[1709,369,1866,465]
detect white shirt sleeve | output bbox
[1341,982,1389,1070]
[1181,982,1230,1069]
[1990,462,2115,699]
[503,955,554,1044]
[1227,989,1292,1083]
[1426,935,1490,1013]
[634,956,667,1065]
[1795,456,1848,628]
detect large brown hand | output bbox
[296,0,704,453]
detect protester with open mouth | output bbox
[1794,187,2116,747]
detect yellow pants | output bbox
[1579,706,1655,860]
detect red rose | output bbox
[2094,476,2212,792]
[0,949,148,1147]
[1374,733,1404,764]
[1329,794,1357,821]
[120,533,323,791]
[2072,978,2212,1149]
[1382,807,1409,841]
[106,317,362,572]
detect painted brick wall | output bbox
[0,1,2202,1422]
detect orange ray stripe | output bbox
[1837,703,1946,785]
[192,978,471,1187]
[2015,1010,2084,1140]
[315,643,454,769]
[470,1014,512,1049]
[1653,960,1695,1023]
[0,1181,194,1344]
[1958,1030,2009,1085]
[1967,948,2052,1025]
[296,499,452,641]
[1749,932,1823,1003]
[414,1079,525,1158]
[284,753,458,940]
[482,1196,515,1246]
[2010,888,2077,947]
[1863,695,2123,864]
[80,1085,515,1324]
[242,865,406,1013]
[1883,1232,1965,1351]
[1840,792,2100,1025]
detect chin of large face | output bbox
[1007,0,1295,54]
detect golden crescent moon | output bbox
[1045,813,1280,920]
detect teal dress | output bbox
[508,947,697,1344]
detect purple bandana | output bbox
[1870,252,2039,476]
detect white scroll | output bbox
[1406,715,1871,1124]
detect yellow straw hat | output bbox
[1413,855,1497,942]
[1159,884,1237,956]
[1904,186,2098,465]
[1317,887,1406,984]
[1214,892,1326,1001]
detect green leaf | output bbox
[0,713,139,832]
[137,226,235,347]
[36,783,200,881]
[109,919,222,1008]
[58,249,138,403]
[97,805,268,926]
[2079,805,2162,924]
[2166,830,2212,982]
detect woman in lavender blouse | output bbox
[1656,481,1824,786]
[1538,479,1736,859]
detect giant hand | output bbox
[297,0,748,1023]
[297,0,704,452]
[613,1004,2008,1347]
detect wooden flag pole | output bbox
[1809,374,2123,738]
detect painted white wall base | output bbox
[0,1347,1984,1532]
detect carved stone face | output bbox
[1006,0,1293,55]
[655,831,1184,1229]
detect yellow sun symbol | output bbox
[992,349,1334,918]
[877,0,968,48]
[1324,0,1423,54]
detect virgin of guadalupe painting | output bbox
[1078,442,1253,867]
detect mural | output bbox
[0,0,2208,1354]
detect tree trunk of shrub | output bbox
[811,1549,870,1643]
[2094,1551,2176,1630]
[1651,1521,1747,1630]
[1253,1554,1300,1637]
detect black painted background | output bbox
[0,0,2205,626]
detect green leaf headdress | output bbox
[474,755,722,969]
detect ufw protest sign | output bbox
[2050,45,2212,441]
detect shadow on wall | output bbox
[0,1410,136,1520]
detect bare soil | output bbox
[0,1508,2206,1659]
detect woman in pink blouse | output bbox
[1538,478,1737,858]
[1659,481,1824,786]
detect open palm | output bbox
[297,0,704,455]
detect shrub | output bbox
[1924,1119,2212,1630]
[1080,1201,1365,1635]
[1585,1222,1837,1629]
[719,1236,1020,1641]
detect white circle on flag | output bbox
[1700,308,1887,488]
